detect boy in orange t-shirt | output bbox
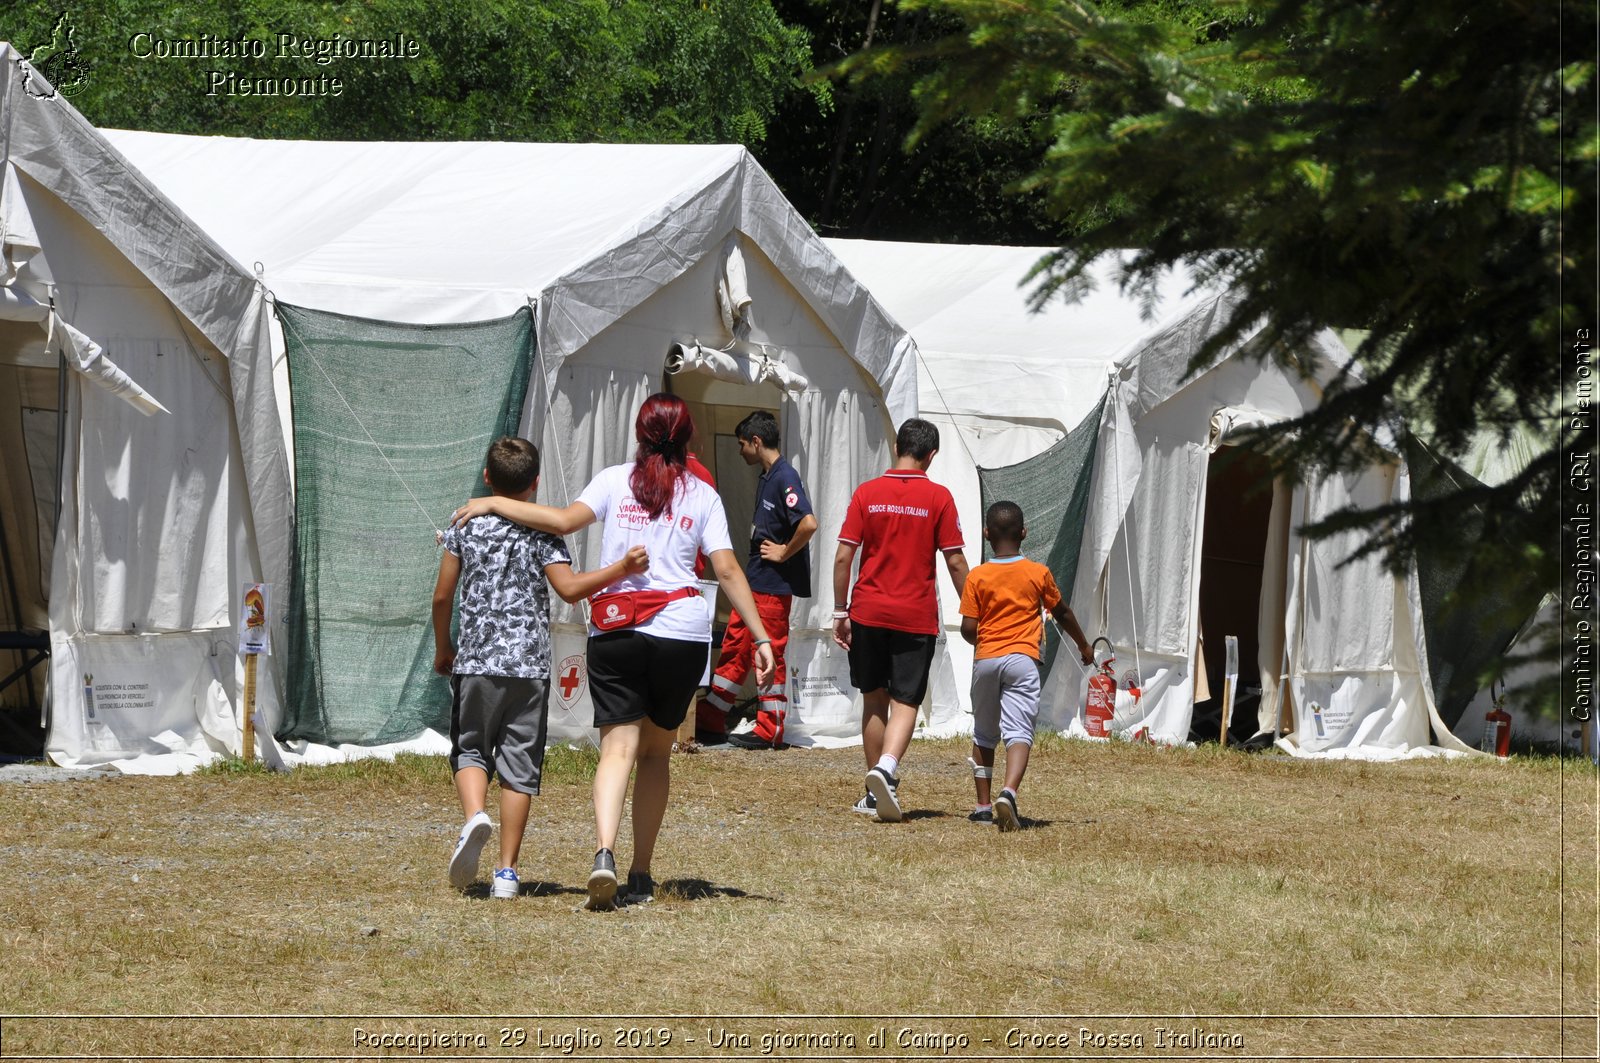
[958,501,1093,831]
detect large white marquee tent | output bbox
[0,44,937,770]
[1,42,1487,770]
[825,239,1477,759]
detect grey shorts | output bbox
[971,653,1042,749]
[450,673,550,795]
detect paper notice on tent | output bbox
[786,636,857,741]
[238,583,271,655]
[63,636,218,760]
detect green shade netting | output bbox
[1404,432,1527,729]
[277,303,532,745]
[977,393,1106,673]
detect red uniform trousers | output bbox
[695,591,791,743]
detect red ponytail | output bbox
[630,393,694,520]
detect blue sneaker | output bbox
[490,866,520,899]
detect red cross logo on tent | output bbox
[555,654,586,706]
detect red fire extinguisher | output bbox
[1085,637,1116,738]
[1480,684,1512,758]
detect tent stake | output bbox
[1220,634,1239,748]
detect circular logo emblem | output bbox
[605,603,621,619]
[785,490,799,509]
[555,654,587,706]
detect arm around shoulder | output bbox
[451,496,596,535]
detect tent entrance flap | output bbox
[1191,446,1279,743]
[674,384,782,629]
[278,303,532,747]
[0,317,60,752]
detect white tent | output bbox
[0,44,929,769]
[826,239,1474,760]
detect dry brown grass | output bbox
[0,737,1593,1061]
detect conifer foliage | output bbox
[847,0,1595,700]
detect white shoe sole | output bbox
[866,771,901,823]
[449,815,492,890]
[490,876,519,899]
[586,868,618,910]
[995,795,1020,833]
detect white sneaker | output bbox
[866,767,902,823]
[490,866,520,899]
[448,811,492,890]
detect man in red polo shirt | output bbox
[831,418,968,822]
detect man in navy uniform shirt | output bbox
[695,410,817,749]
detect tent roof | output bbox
[99,128,919,422]
[102,132,751,320]
[825,238,1210,430]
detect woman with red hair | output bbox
[452,394,774,909]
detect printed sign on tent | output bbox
[785,636,858,740]
[71,637,213,756]
[239,583,271,655]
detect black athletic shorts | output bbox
[847,621,939,707]
[587,631,710,730]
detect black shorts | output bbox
[847,622,939,707]
[587,631,709,730]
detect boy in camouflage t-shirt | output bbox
[432,438,645,897]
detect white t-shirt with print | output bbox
[577,463,732,642]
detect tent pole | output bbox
[241,652,257,763]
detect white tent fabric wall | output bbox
[2,47,280,772]
[522,236,907,745]
[1,48,922,771]
[826,238,1475,760]
[1061,310,1473,757]
[824,239,1210,735]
